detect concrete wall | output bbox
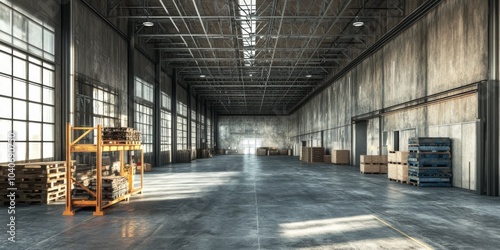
[218,116,290,154]
[289,0,487,189]
[73,0,128,126]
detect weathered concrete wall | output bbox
[73,0,129,126]
[134,50,155,84]
[218,116,290,154]
[289,0,487,189]
[176,85,188,105]
[161,72,172,95]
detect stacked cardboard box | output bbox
[331,150,350,165]
[301,147,324,163]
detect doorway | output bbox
[354,121,368,167]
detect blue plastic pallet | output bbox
[408,161,452,168]
[408,158,451,165]
[408,166,452,173]
[408,145,451,152]
[409,176,451,182]
[408,137,451,146]
[408,152,451,159]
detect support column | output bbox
[171,70,178,163]
[154,52,161,167]
[187,87,192,153]
[61,0,73,159]
[127,21,135,128]
[478,0,500,196]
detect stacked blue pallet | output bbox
[408,137,452,187]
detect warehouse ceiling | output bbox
[109,0,424,115]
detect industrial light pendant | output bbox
[143,20,154,27]
[353,16,364,27]
[200,74,206,78]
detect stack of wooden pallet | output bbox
[331,150,350,165]
[0,161,67,204]
[388,151,409,183]
[360,155,388,174]
[90,176,129,201]
[102,127,142,143]
[408,137,452,187]
[177,150,192,163]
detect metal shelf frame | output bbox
[63,123,144,216]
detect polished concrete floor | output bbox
[1,155,500,249]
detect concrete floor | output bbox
[1,155,500,249]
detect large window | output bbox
[160,92,171,163]
[191,110,196,158]
[134,77,153,161]
[176,102,187,150]
[0,2,55,162]
[207,117,212,148]
[75,75,119,128]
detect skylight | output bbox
[238,0,256,67]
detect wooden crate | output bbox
[397,164,409,183]
[388,151,397,163]
[360,164,380,174]
[396,151,409,164]
[331,150,350,164]
[324,155,331,163]
[372,155,388,164]
[380,165,388,174]
[360,155,373,164]
[388,163,398,180]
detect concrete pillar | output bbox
[154,53,161,167]
[60,0,73,160]
[478,0,500,196]
[127,21,135,128]
[171,70,177,162]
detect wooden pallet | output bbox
[103,140,141,145]
[389,178,408,184]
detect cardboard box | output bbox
[360,164,380,173]
[396,151,409,164]
[360,155,373,164]
[332,150,350,164]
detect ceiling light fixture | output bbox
[143,21,154,27]
[306,74,312,78]
[200,74,206,78]
[353,16,364,27]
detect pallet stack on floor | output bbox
[388,151,409,183]
[408,137,452,187]
[102,127,142,143]
[90,176,128,201]
[360,155,388,174]
[0,161,67,204]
